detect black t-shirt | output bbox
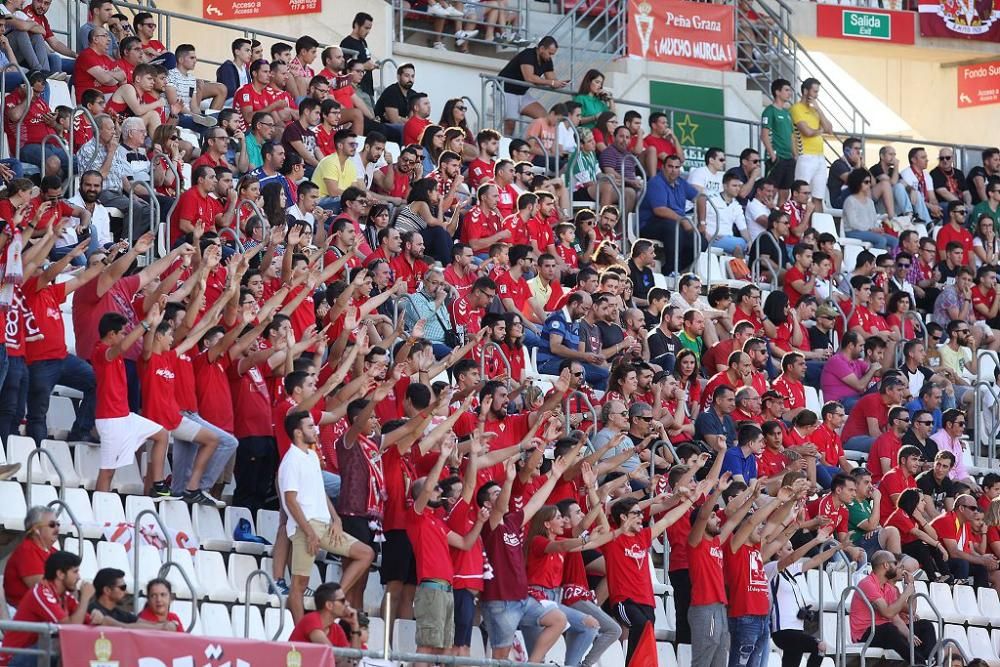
[916,470,956,511]
[936,261,960,284]
[903,429,935,461]
[89,600,139,624]
[807,325,833,351]
[648,329,680,363]
[340,35,374,96]
[498,48,553,96]
[373,83,412,124]
[597,320,625,350]
[827,158,853,198]
[930,166,968,198]
[869,162,895,181]
[724,166,758,206]
[628,260,655,301]
[968,166,1000,206]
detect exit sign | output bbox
[816,4,915,44]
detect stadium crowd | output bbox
[0,4,999,667]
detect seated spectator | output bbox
[373,62,415,141]
[705,172,749,256]
[849,551,936,662]
[6,72,67,179]
[639,155,701,274]
[721,423,763,483]
[916,450,957,517]
[930,493,998,586]
[597,126,640,213]
[900,146,943,223]
[88,567,176,630]
[3,507,58,609]
[695,385,737,449]
[642,112,684,176]
[137,578,183,631]
[313,129,362,212]
[930,408,978,491]
[840,376,905,454]
[216,38,251,101]
[288,582,362,647]
[73,27,125,102]
[573,68,613,129]
[931,147,971,210]
[744,179,776,242]
[820,331,880,411]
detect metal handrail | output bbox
[524,136,551,181]
[156,561,199,633]
[131,508,173,613]
[39,134,72,194]
[376,59,399,98]
[25,448,65,505]
[479,340,513,380]
[217,226,245,252]
[895,310,928,367]
[243,569,286,640]
[696,194,722,290]
[836,584,876,667]
[562,390,597,434]
[393,0,531,57]
[47,499,83,554]
[622,155,647,256]
[908,591,944,667]
[750,231,783,289]
[149,149,181,223]
[238,197,270,238]
[815,549,854,644]
[973,378,1000,468]
[460,95,481,137]
[593,172,621,224]
[933,638,969,665]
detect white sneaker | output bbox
[456,37,468,47]
[456,29,478,39]
[427,3,450,17]
[445,4,464,16]
[433,41,448,50]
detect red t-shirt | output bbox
[930,511,973,553]
[501,213,532,247]
[879,466,916,517]
[808,494,848,535]
[443,264,477,299]
[3,540,56,608]
[496,184,518,219]
[450,294,483,335]
[642,134,681,166]
[600,528,654,607]
[406,505,455,582]
[73,48,119,100]
[885,509,918,545]
[466,158,495,190]
[868,432,902,484]
[194,350,234,433]
[773,375,805,413]
[382,446,415,532]
[460,205,502,247]
[811,423,845,467]
[732,306,765,336]
[447,499,485,592]
[840,393,889,444]
[665,507,693,572]
[527,535,565,590]
[23,279,67,363]
[689,535,727,606]
[757,447,786,479]
[389,255,430,293]
[230,363,273,439]
[1,582,81,663]
[783,265,812,307]
[141,350,183,431]
[72,274,142,363]
[137,607,183,630]
[92,341,130,419]
[723,540,770,617]
[288,611,349,646]
[527,214,556,253]
[402,116,432,146]
[481,510,529,602]
[170,188,216,245]
[234,83,270,117]
[936,223,973,257]
[496,271,532,314]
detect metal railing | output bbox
[157,560,199,632]
[562,390,597,434]
[907,591,944,667]
[150,149,181,223]
[393,0,532,54]
[749,231,782,291]
[48,499,83,552]
[243,569,286,640]
[0,69,32,162]
[25,448,66,505]
[544,0,625,86]
[131,509,173,612]
[0,620,58,665]
[39,134,73,194]
[835,584,876,667]
[479,340,513,379]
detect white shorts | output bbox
[795,154,828,201]
[96,413,163,469]
[170,415,203,442]
[503,90,539,120]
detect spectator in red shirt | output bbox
[879,442,923,518]
[467,129,500,190]
[886,488,949,582]
[389,230,430,293]
[288,582,362,647]
[642,111,685,174]
[461,184,509,255]
[137,578,184,631]
[931,493,999,584]
[841,376,907,454]
[402,92,432,147]
[73,27,126,103]
[868,405,910,483]
[936,204,974,265]
[3,506,59,609]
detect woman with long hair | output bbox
[592,111,618,153]
[438,99,475,144]
[394,177,459,265]
[260,181,288,232]
[573,69,615,129]
[673,349,702,418]
[973,212,1000,269]
[500,312,526,382]
[234,174,261,233]
[443,127,469,164]
[419,124,446,173]
[885,290,916,340]
[361,203,392,251]
[603,363,638,406]
[524,504,612,667]
[842,168,897,250]
[884,487,950,582]
[150,123,184,198]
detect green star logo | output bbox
[675,114,699,146]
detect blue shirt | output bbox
[694,408,736,447]
[639,172,699,229]
[906,398,946,434]
[540,308,581,357]
[721,446,758,482]
[249,168,294,204]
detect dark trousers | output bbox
[611,599,656,667]
[233,436,277,516]
[862,618,936,663]
[902,540,949,581]
[668,568,692,644]
[0,356,28,442]
[419,225,456,266]
[641,216,705,274]
[27,356,96,442]
[771,629,822,667]
[124,358,141,414]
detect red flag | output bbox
[629,622,659,667]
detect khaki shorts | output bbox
[413,583,455,649]
[290,519,359,577]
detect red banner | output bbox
[59,625,337,667]
[918,0,1000,40]
[958,60,1000,107]
[627,0,736,71]
[202,0,321,21]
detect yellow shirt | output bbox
[790,101,823,156]
[312,154,358,197]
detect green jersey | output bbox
[761,104,794,160]
[846,498,873,542]
[972,200,1000,234]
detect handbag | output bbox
[422,292,462,348]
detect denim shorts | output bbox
[482,597,550,649]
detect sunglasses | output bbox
[940,156,953,161]
[455,105,467,111]
[915,420,933,425]
[750,159,760,164]
[896,263,911,268]
[954,209,967,215]
[636,415,653,422]
[116,584,128,591]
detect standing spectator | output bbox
[762,78,796,205]
[790,78,831,211]
[496,37,568,136]
[340,12,376,97]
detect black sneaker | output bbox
[150,481,172,501]
[182,489,226,509]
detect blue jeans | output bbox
[27,355,96,443]
[522,329,544,350]
[323,471,341,504]
[521,587,597,667]
[711,236,748,255]
[840,395,861,411]
[0,355,28,442]
[728,614,770,667]
[169,411,239,494]
[844,435,874,454]
[9,644,56,667]
[805,359,824,388]
[816,462,843,489]
[0,158,23,181]
[430,342,451,360]
[317,196,342,213]
[537,352,609,390]
[481,597,552,650]
[844,229,898,250]
[21,143,73,175]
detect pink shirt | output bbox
[930,430,968,481]
[820,351,869,403]
[850,573,902,642]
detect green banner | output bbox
[649,81,725,172]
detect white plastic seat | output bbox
[231,604,265,639]
[324,558,343,584]
[369,616,386,653]
[8,435,52,485]
[192,505,232,552]
[822,612,884,657]
[62,537,98,582]
[92,491,126,528]
[657,641,678,667]
[228,553,275,606]
[45,396,76,440]
[38,440,80,487]
[930,581,963,623]
[828,570,853,609]
[0,481,27,529]
[469,626,485,658]
[363,572,385,616]
[159,500,194,541]
[60,487,101,539]
[954,584,989,626]
[133,543,162,593]
[194,550,238,602]
[392,619,417,653]
[172,600,193,631]
[979,586,1000,625]
[913,580,935,619]
[804,386,821,415]
[667,643,685,667]
[967,626,1000,666]
[264,607,293,641]
[96,541,132,582]
[161,549,199,599]
[944,624,972,656]
[125,495,157,524]
[805,569,833,610]
[225,506,268,555]
[811,212,838,237]
[256,509,281,546]
[195,602,233,638]
[27,484,58,511]
[654,598,674,640]
[75,445,143,493]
